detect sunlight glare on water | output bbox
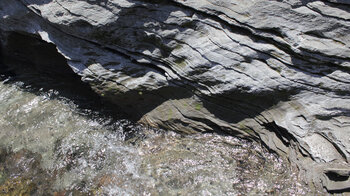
[0,78,309,195]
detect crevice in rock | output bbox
[317,0,350,14]
[54,0,99,24]
[325,171,350,182]
[305,6,350,22]
[329,188,350,194]
[262,121,297,147]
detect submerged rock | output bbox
[1,0,349,193]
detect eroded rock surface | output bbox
[1,0,349,193]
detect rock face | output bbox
[1,0,349,193]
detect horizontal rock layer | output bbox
[1,0,350,193]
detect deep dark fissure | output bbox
[325,171,350,182]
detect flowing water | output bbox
[0,66,309,195]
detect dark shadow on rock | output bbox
[199,88,299,133]
[0,31,128,121]
[19,0,53,6]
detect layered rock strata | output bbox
[1,0,350,193]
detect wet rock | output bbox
[0,177,35,196]
[0,149,51,195]
[0,0,349,193]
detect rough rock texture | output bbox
[1,0,350,193]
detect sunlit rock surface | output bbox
[1,0,350,193]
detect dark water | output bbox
[0,64,309,195]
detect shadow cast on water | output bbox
[0,31,151,140]
[0,32,119,117]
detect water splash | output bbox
[0,77,309,195]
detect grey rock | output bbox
[1,0,350,193]
[322,167,350,192]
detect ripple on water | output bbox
[0,80,310,195]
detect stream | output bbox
[0,63,309,195]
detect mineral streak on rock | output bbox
[1,0,349,193]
